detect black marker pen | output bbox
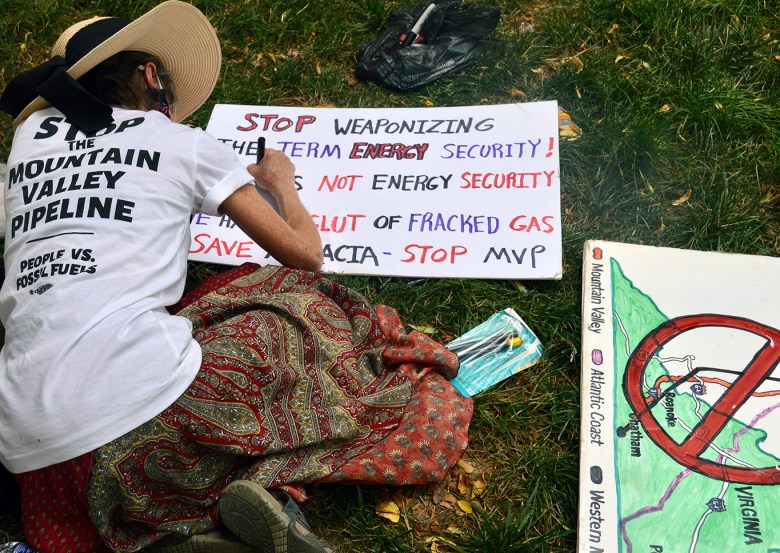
[256,136,266,163]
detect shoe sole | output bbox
[148,530,251,553]
[218,480,289,553]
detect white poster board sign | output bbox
[578,240,780,552]
[189,102,562,279]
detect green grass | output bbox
[1,0,778,551]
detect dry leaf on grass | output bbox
[426,536,459,552]
[457,459,475,474]
[472,478,487,497]
[672,190,692,206]
[457,473,471,495]
[440,493,458,510]
[409,324,437,335]
[376,500,401,523]
[457,500,473,514]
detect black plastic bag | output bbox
[355,1,500,93]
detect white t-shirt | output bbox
[0,107,251,473]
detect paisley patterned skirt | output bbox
[16,264,473,553]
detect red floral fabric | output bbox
[15,265,473,553]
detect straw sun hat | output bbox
[1,0,221,130]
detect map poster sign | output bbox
[578,240,780,552]
[189,102,562,279]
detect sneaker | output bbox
[218,480,334,553]
[147,530,250,553]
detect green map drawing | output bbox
[610,259,780,552]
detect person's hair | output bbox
[78,50,176,111]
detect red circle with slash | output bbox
[624,314,780,484]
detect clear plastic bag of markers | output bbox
[355,1,500,93]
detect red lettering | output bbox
[295,115,316,132]
[272,117,294,131]
[311,214,366,232]
[236,242,253,258]
[508,215,556,233]
[189,234,254,257]
[317,174,362,192]
[401,244,468,264]
[237,114,318,133]
[237,113,260,132]
[349,143,366,159]
[348,142,426,160]
[460,171,551,189]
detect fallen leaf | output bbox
[472,478,487,497]
[457,473,470,495]
[457,459,475,474]
[315,62,321,75]
[457,500,473,514]
[426,536,459,552]
[607,23,619,34]
[761,191,780,204]
[510,88,526,99]
[425,99,435,107]
[614,55,626,63]
[441,493,458,509]
[658,104,673,113]
[376,500,401,523]
[672,190,692,206]
[409,324,436,335]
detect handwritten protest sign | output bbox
[189,102,562,279]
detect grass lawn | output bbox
[1,0,778,551]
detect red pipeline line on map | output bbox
[680,341,780,458]
[624,314,780,484]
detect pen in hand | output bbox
[256,136,266,163]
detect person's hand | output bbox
[246,148,295,198]
[221,147,323,271]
